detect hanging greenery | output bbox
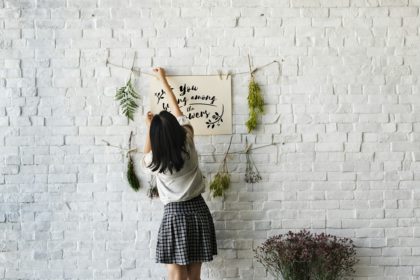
[125,131,141,191]
[244,138,262,183]
[209,163,230,198]
[245,54,265,133]
[209,136,233,198]
[115,77,140,122]
[127,155,141,191]
[147,175,159,199]
[246,77,264,133]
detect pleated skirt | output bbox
[155,194,218,265]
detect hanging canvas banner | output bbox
[149,75,232,135]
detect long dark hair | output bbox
[148,110,190,174]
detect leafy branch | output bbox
[126,131,141,192]
[115,77,140,122]
[246,55,265,133]
[209,135,233,198]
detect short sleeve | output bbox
[176,115,194,138]
[176,115,191,126]
[140,151,153,174]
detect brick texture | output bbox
[1,0,420,279]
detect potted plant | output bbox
[254,229,358,280]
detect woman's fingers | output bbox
[152,67,166,79]
[145,112,154,126]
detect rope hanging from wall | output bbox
[106,58,283,80]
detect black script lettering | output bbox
[179,84,198,96]
[177,96,187,107]
[162,103,169,111]
[154,90,166,104]
[190,94,216,105]
[188,110,210,119]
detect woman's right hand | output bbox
[152,67,183,117]
[152,67,167,82]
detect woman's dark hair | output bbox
[148,110,190,174]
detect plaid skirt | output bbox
[156,194,217,265]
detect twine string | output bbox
[106,58,283,79]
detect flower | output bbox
[254,229,358,280]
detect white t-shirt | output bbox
[140,115,205,205]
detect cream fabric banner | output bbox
[149,75,232,135]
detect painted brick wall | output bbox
[1,0,420,279]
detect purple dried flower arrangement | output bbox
[254,229,358,280]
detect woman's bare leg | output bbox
[166,264,188,280]
[186,262,202,280]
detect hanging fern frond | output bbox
[115,78,140,121]
[127,154,141,192]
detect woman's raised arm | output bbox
[153,67,183,117]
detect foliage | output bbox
[209,171,230,198]
[127,155,140,191]
[209,136,233,198]
[244,139,262,183]
[246,77,264,133]
[115,78,140,121]
[254,229,358,280]
[147,175,159,199]
[311,233,358,280]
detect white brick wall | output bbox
[1,0,420,279]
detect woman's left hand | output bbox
[145,111,154,126]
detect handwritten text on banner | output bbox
[149,75,232,135]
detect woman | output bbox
[141,67,217,280]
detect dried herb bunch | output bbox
[254,229,358,280]
[209,162,230,198]
[244,139,262,183]
[147,175,159,199]
[245,75,264,133]
[115,77,140,121]
[245,55,264,133]
[209,136,233,198]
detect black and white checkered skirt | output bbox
[156,194,217,265]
